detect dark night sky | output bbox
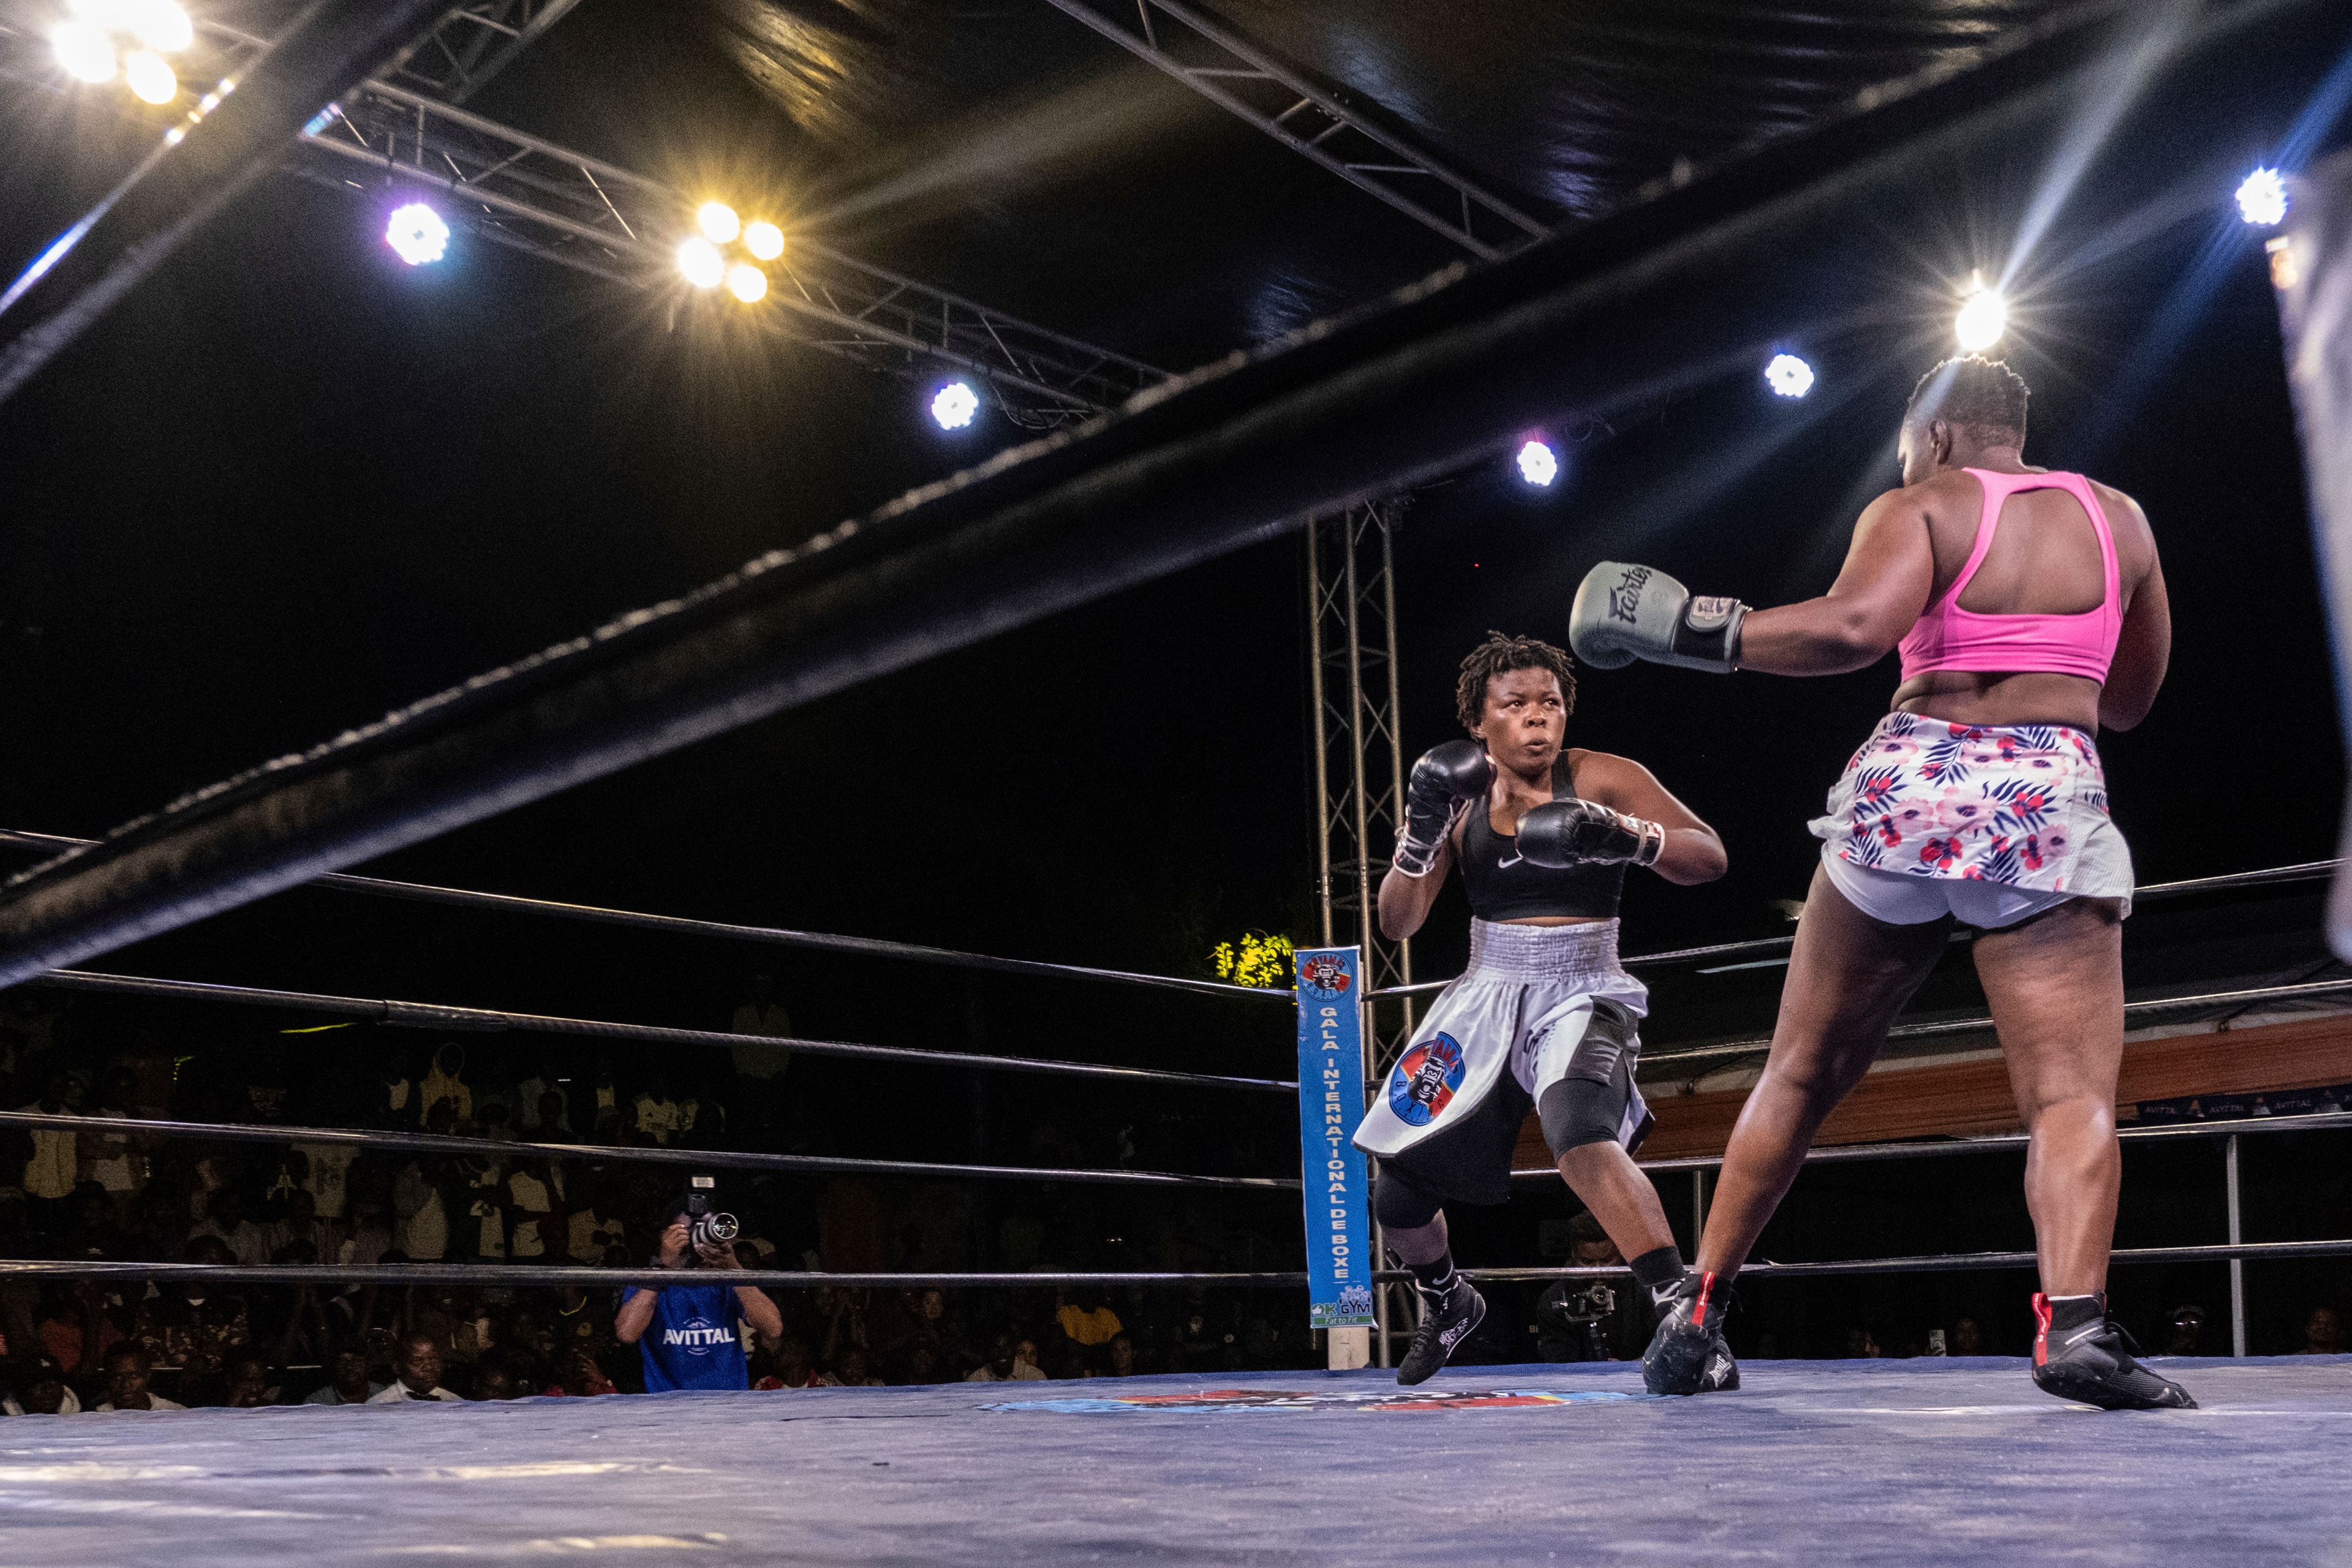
[0,0,2347,1065]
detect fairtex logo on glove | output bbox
[1606,565,1651,622]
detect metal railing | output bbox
[1492,1109,2352,1357]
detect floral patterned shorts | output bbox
[1807,711,2135,909]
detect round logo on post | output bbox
[1298,954,1352,997]
[1387,1034,1466,1126]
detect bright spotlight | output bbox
[696,202,741,244]
[1765,353,1814,398]
[52,19,116,82]
[726,262,767,303]
[385,202,450,266]
[130,0,192,52]
[742,221,784,262]
[930,380,980,431]
[123,49,175,104]
[1515,439,1559,487]
[2235,168,2288,228]
[1954,277,2006,352]
[676,236,725,289]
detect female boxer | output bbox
[1572,355,2185,1409]
[1355,631,1726,1385]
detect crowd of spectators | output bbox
[0,986,1318,1412]
[0,984,2344,1417]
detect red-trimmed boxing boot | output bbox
[2030,1291,2197,1410]
[1642,1270,1739,1396]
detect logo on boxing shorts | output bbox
[1387,1033,1467,1127]
[1607,565,1651,623]
[1298,954,1352,997]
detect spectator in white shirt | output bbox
[93,1344,185,1412]
[303,1348,387,1406]
[190,1189,268,1268]
[367,1335,465,1403]
[17,1071,77,1224]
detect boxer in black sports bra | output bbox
[1355,631,1725,1385]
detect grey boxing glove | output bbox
[1517,798,1665,870]
[1394,741,1494,877]
[1569,562,1746,673]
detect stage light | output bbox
[930,380,979,430]
[52,19,116,81]
[385,202,449,266]
[726,262,767,303]
[123,48,175,104]
[676,236,724,288]
[1516,439,1558,487]
[1765,353,1814,398]
[742,221,784,262]
[129,0,191,53]
[696,202,741,244]
[2236,168,2288,228]
[1954,275,2005,352]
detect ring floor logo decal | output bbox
[981,1388,1635,1414]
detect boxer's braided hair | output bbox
[1455,631,1576,733]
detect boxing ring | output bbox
[0,1357,2339,1566]
[0,835,2347,1564]
[2,2,2352,1564]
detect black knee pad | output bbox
[1539,1075,1627,1158]
[1371,1167,1443,1231]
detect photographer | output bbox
[614,1183,782,1392]
[1534,1213,1658,1362]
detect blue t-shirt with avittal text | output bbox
[623,1281,748,1392]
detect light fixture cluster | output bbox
[51,0,192,105]
[676,202,784,304]
[1954,271,2006,353]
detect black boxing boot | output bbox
[1642,1269,1739,1396]
[2030,1292,2197,1411]
[1395,1254,1485,1387]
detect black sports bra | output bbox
[1457,753,1627,922]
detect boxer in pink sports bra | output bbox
[1567,356,2184,1409]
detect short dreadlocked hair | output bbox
[1455,631,1576,733]
[1905,355,2029,442]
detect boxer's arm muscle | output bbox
[1574,752,1727,885]
[2100,537,2169,731]
[1377,832,1453,940]
[1735,490,1934,676]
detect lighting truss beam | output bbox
[1041,0,1547,260]
[0,0,2312,988]
[297,79,1166,415]
[382,0,589,104]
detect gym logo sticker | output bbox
[1297,954,1352,997]
[1387,1034,1466,1127]
[981,1388,1635,1414]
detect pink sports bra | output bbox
[1897,467,2121,684]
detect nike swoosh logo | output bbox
[1495,852,1525,870]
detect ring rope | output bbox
[0,827,1279,1003]
[0,1108,1300,1192]
[29,968,1299,1094]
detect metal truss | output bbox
[1042,0,1547,260]
[1306,498,1414,1060]
[380,0,589,104]
[200,34,1170,418]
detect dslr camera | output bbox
[683,1175,739,1256]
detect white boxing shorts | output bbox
[1351,919,1651,1207]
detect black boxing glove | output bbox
[1394,741,1494,877]
[1517,798,1666,870]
